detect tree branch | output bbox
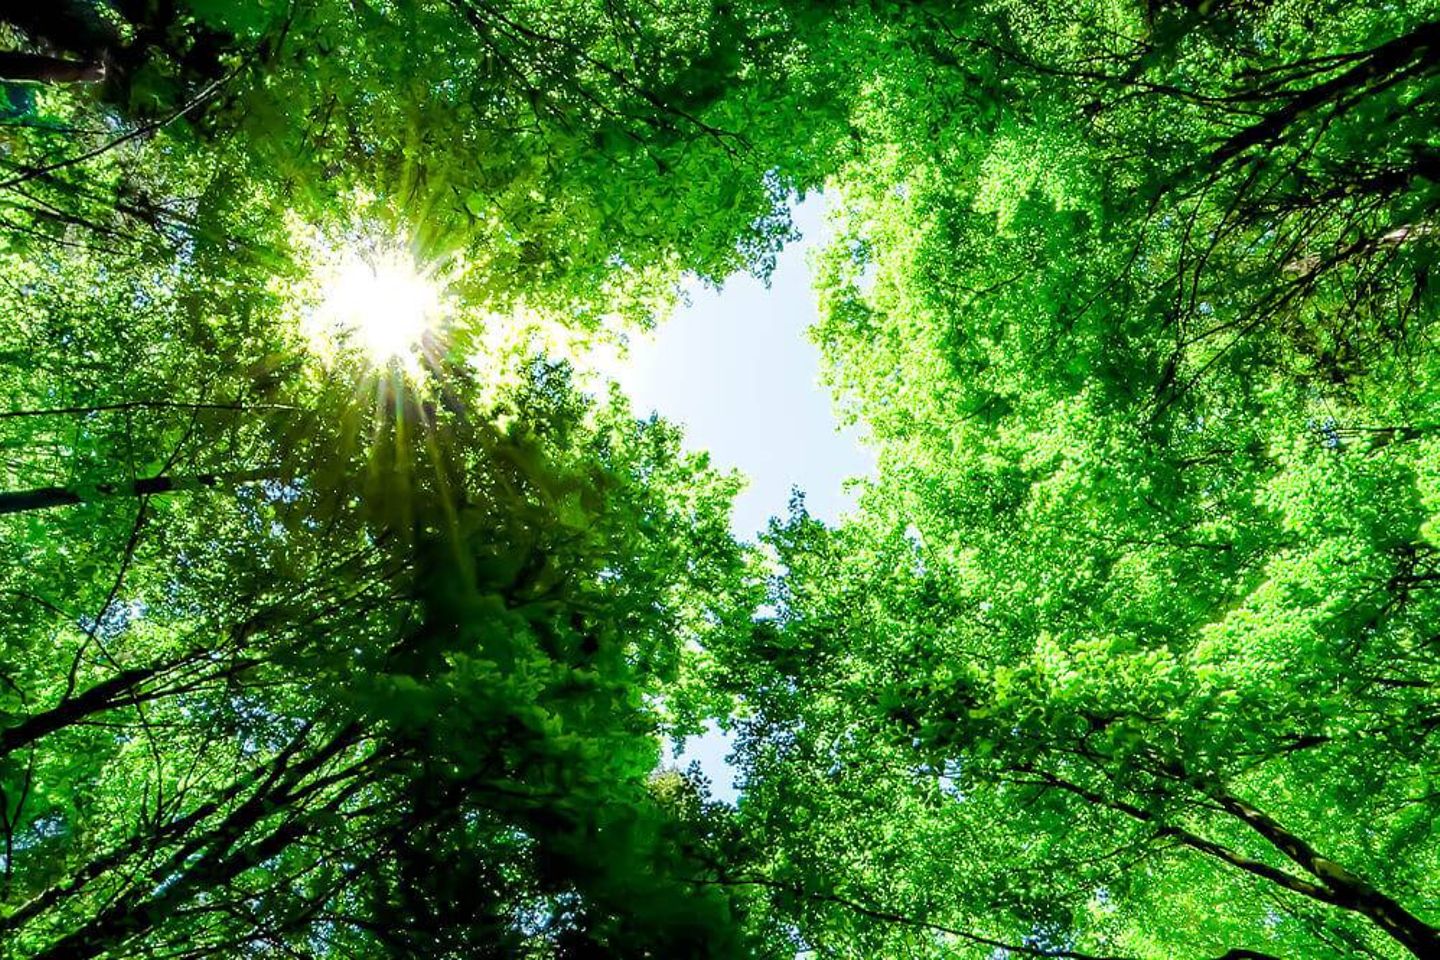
[0,468,278,515]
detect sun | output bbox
[313,248,445,368]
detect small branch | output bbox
[697,875,1131,960]
[0,400,297,420]
[0,69,234,191]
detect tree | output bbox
[0,339,785,957]
[712,2,1440,958]
[11,0,1440,957]
[0,1,847,955]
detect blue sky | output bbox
[599,196,874,540]
[598,196,873,801]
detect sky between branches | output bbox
[597,196,872,801]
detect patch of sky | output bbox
[592,195,875,804]
[592,194,875,542]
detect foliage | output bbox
[7,1,1440,958]
[0,0,833,955]
[713,2,1440,958]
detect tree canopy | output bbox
[3,1,1440,958]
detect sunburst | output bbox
[311,247,446,372]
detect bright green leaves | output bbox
[11,0,1440,957]
[0,2,814,953]
[709,3,1440,958]
[181,0,285,38]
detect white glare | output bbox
[315,250,443,366]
